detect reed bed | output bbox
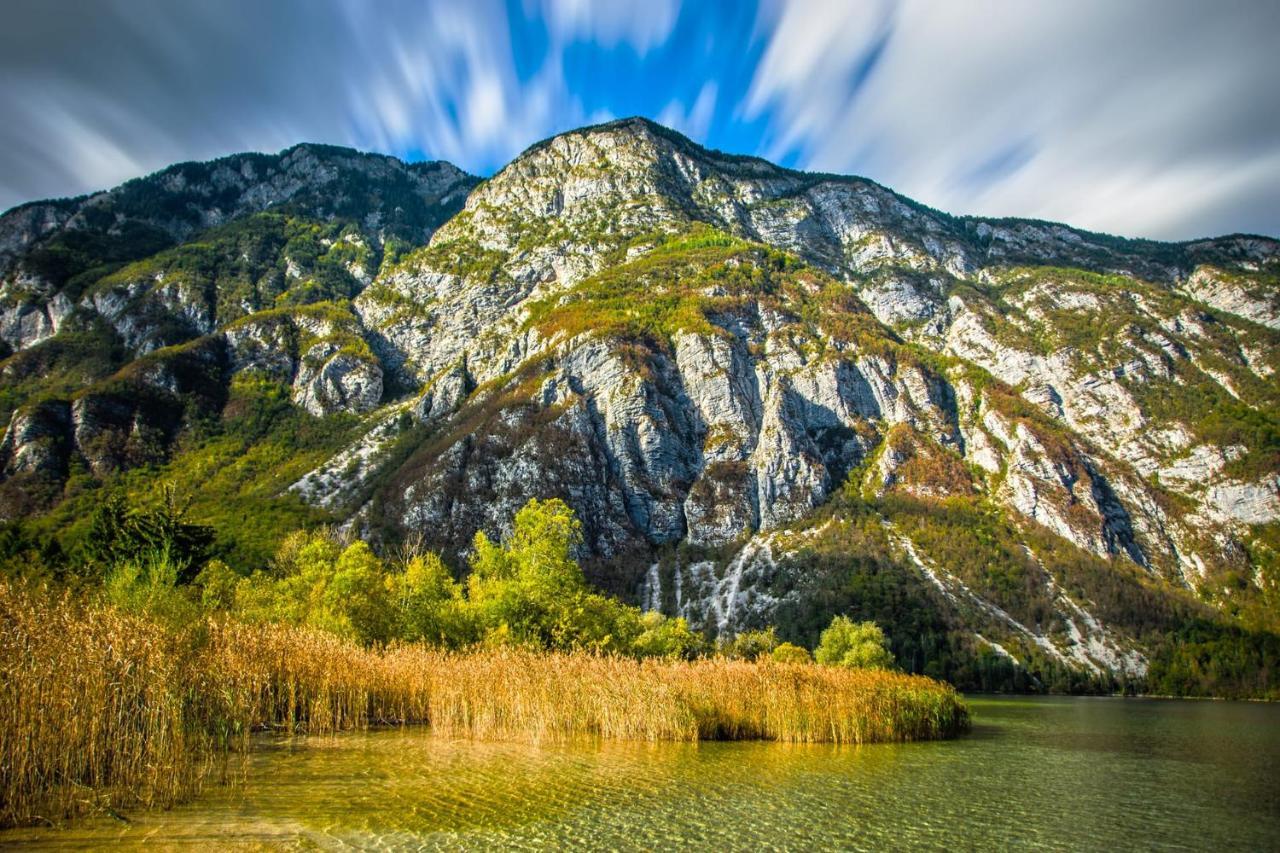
[404,650,968,744]
[0,583,213,826]
[0,580,968,827]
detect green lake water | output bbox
[4,696,1278,850]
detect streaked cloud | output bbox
[658,82,719,143]
[1,0,1276,240]
[532,0,681,53]
[746,0,1280,239]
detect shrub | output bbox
[83,487,214,583]
[194,559,239,611]
[235,532,396,645]
[315,541,397,644]
[465,498,640,652]
[389,553,473,646]
[631,611,707,660]
[103,548,200,626]
[771,642,812,664]
[722,627,780,660]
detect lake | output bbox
[4,696,1278,850]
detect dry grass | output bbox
[404,650,968,744]
[0,580,968,827]
[0,582,213,826]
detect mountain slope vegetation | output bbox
[2,118,1277,695]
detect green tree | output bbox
[557,591,644,654]
[466,498,598,650]
[194,559,240,611]
[103,549,200,626]
[477,497,586,591]
[235,531,394,645]
[815,617,895,669]
[315,541,395,644]
[83,486,213,583]
[0,520,65,581]
[390,553,473,646]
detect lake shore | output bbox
[0,580,968,828]
[4,697,1276,849]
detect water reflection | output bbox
[4,697,1278,850]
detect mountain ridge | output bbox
[512,117,1279,261]
[12,120,1274,252]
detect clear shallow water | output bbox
[4,696,1278,850]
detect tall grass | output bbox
[0,581,968,827]
[0,582,214,826]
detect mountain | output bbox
[0,143,474,516]
[2,118,1277,694]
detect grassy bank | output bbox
[0,580,968,827]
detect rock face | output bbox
[293,347,383,417]
[0,143,473,491]
[224,307,385,416]
[1,117,1278,686]
[1182,263,1280,330]
[0,401,72,477]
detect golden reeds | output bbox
[0,581,212,826]
[0,580,968,827]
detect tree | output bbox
[466,498,597,650]
[499,497,586,592]
[236,531,394,645]
[0,520,65,581]
[317,541,395,644]
[815,616,895,669]
[630,611,706,660]
[390,552,472,646]
[103,547,200,625]
[195,559,240,611]
[83,486,213,583]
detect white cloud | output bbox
[31,100,151,196]
[324,0,626,186]
[531,0,681,54]
[746,0,1280,240]
[744,0,889,158]
[658,81,718,142]
[1,0,1274,241]
[0,0,609,209]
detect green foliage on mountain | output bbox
[92,212,376,321]
[718,441,1278,697]
[21,376,358,571]
[3,144,474,295]
[0,318,128,422]
[1,120,1277,701]
[955,264,1280,482]
[19,220,174,296]
[524,229,902,361]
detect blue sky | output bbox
[2,0,1278,241]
